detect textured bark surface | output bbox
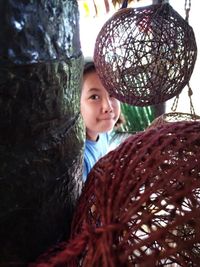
[0,0,84,264]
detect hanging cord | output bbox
[187,83,196,117]
[104,0,110,13]
[184,0,197,119]
[184,0,191,22]
[120,0,128,9]
[93,0,98,17]
[171,0,196,117]
[171,95,179,112]
[171,83,197,119]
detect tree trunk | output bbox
[0,0,84,264]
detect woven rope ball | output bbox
[34,121,200,267]
[94,3,197,106]
[148,112,200,129]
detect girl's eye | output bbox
[89,94,100,100]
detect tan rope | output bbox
[185,0,191,22]
[171,95,179,112]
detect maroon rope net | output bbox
[94,3,197,106]
[33,121,200,267]
[148,112,200,129]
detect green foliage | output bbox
[120,103,156,133]
[110,103,156,146]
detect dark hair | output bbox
[114,113,125,129]
[83,61,96,75]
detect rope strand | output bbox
[184,0,191,22]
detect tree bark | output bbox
[0,0,84,264]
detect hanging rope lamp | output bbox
[94,3,197,106]
[33,121,200,266]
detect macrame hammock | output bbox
[32,1,200,266]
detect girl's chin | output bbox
[92,120,117,133]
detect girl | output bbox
[81,61,122,181]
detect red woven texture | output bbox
[33,121,200,266]
[94,3,197,106]
[148,112,200,129]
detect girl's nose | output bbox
[102,98,113,113]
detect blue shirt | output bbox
[83,132,109,182]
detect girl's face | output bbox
[81,70,120,141]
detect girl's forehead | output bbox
[83,72,104,88]
[82,70,110,96]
